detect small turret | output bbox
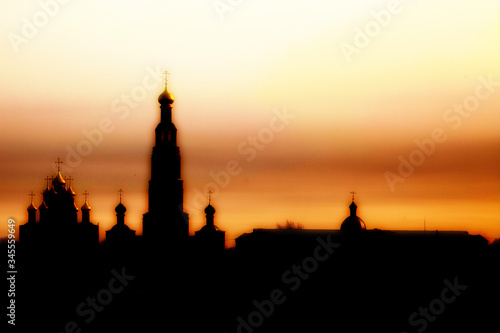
[195,191,225,254]
[27,191,37,224]
[81,191,91,224]
[106,189,136,246]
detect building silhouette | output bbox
[19,167,99,255]
[195,196,226,255]
[15,76,499,333]
[105,191,136,247]
[142,76,189,250]
[340,193,366,232]
[78,192,99,251]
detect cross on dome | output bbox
[55,158,63,172]
[44,176,51,189]
[163,70,170,86]
[208,189,213,204]
[29,191,35,203]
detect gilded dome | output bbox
[67,186,76,195]
[52,171,65,185]
[27,202,37,211]
[81,201,91,211]
[158,86,174,104]
[39,201,48,211]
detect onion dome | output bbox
[67,186,76,196]
[52,171,66,185]
[39,201,48,211]
[81,201,91,211]
[349,201,357,213]
[115,202,126,214]
[204,203,216,216]
[158,72,174,104]
[27,191,37,211]
[27,202,37,211]
[158,84,174,104]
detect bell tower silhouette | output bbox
[143,72,189,246]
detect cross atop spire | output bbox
[66,176,74,187]
[55,158,63,172]
[27,190,37,213]
[207,189,213,204]
[29,191,35,203]
[158,70,174,105]
[350,191,356,201]
[44,176,51,189]
[118,188,124,203]
[83,190,89,202]
[163,70,170,87]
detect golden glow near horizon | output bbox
[1,0,499,246]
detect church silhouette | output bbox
[13,77,500,333]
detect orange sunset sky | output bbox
[1,0,499,246]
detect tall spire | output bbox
[143,72,188,242]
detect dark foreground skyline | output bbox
[5,78,500,333]
[2,2,500,246]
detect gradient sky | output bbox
[1,0,499,246]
